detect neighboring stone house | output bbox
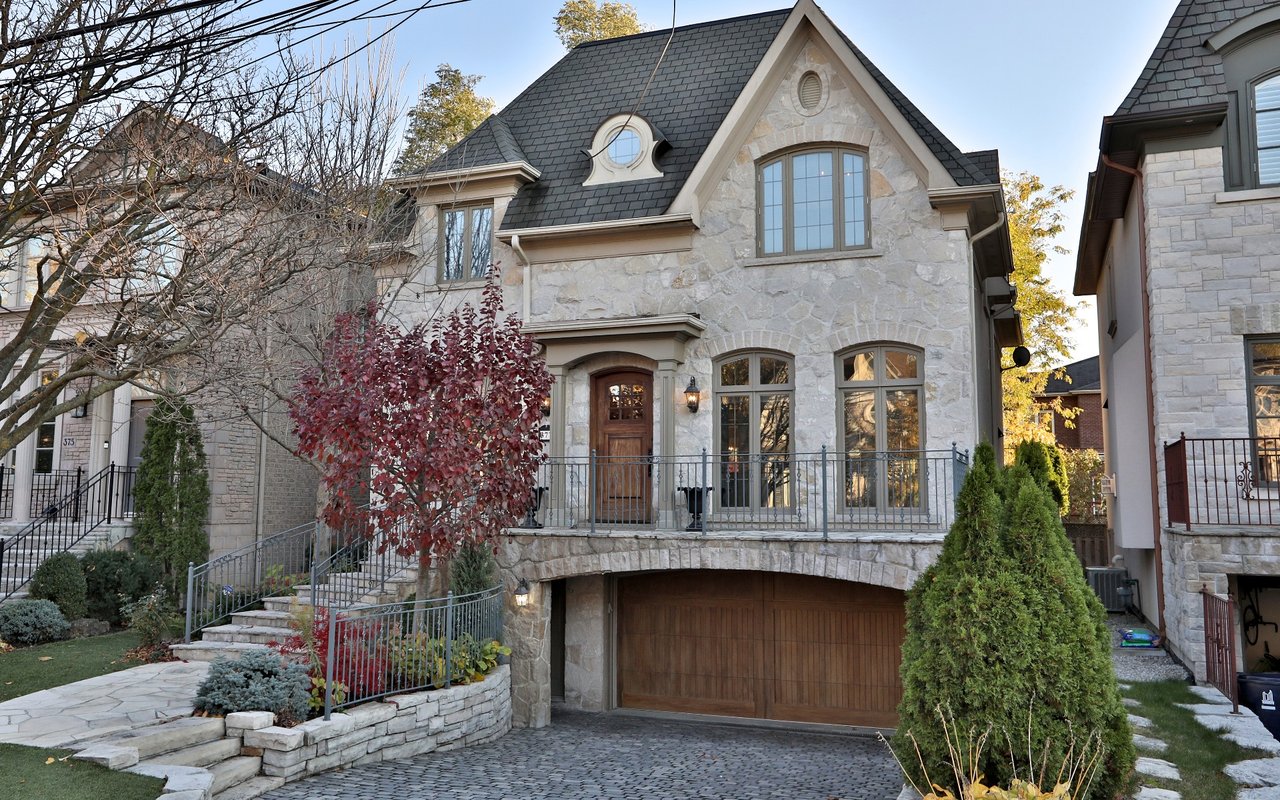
[1075,0,1280,679]
[1035,355,1104,452]
[0,112,325,573]
[385,0,1018,730]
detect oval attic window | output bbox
[798,71,822,110]
[606,128,642,167]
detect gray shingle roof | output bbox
[1117,0,1279,116]
[1041,356,1101,395]
[420,6,997,231]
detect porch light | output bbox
[71,404,88,418]
[540,395,551,417]
[684,377,701,413]
[514,578,531,607]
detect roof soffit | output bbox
[669,0,966,217]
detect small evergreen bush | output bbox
[0,599,70,645]
[449,541,497,597]
[80,550,160,625]
[30,552,88,620]
[1013,440,1070,516]
[894,443,1133,800]
[194,649,309,725]
[133,398,210,591]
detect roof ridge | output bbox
[572,7,791,49]
[1115,0,1197,115]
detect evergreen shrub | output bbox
[0,599,70,645]
[194,649,309,725]
[80,550,159,625]
[893,443,1133,800]
[1013,440,1070,516]
[132,398,210,590]
[30,552,87,620]
[449,541,497,596]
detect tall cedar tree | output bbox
[554,0,644,48]
[132,398,210,591]
[449,541,498,597]
[290,277,552,601]
[1002,172,1082,451]
[894,443,1133,800]
[393,64,495,175]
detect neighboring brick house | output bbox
[1075,0,1280,679]
[0,112,326,578]
[1036,355,1104,452]
[385,0,1019,730]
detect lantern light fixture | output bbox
[514,578,531,607]
[684,377,700,413]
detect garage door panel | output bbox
[618,570,905,727]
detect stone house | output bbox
[1075,0,1280,678]
[385,0,1018,730]
[0,110,325,583]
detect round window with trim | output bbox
[606,127,643,167]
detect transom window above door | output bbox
[758,146,869,256]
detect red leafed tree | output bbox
[290,277,552,597]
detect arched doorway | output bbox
[590,370,653,524]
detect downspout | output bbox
[511,234,531,320]
[969,212,1006,248]
[1101,152,1166,638]
[970,212,1007,456]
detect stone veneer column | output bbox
[656,360,677,528]
[107,384,131,467]
[505,576,552,728]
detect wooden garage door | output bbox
[617,570,905,728]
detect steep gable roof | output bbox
[1040,356,1101,396]
[417,4,998,232]
[1116,0,1278,116]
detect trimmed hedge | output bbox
[80,550,160,626]
[30,553,87,621]
[0,599,70,646]
[893,443,1133,800]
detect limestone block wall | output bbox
[246,665,511,783]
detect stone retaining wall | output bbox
[242,665,511,783]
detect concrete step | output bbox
[230,609,294,628]
[202,625,294,646]
[213,775,285,800]
[99,717,226,759]
[170,640,270,662]
[147,736,243,768]
[211,755,263,795]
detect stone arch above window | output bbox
[756,144,871,256]
[583,114,664,186]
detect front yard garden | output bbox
[0,629,144,702]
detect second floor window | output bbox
[440,204,493,283]
[758,147,869,256]
[1256,73,1280,186]
[0,235,53,307]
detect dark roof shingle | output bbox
[1041,356,1101,395]
[420,6,999,231]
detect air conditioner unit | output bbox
[1087,567,1129,613]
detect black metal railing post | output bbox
[589,449,597,536]
[323,604,338,721]
[184,562,195,643]
[821,445,829,540]
[444,591,455,689]
[105,463,115,524]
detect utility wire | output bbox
[588,0,678,160]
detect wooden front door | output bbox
[617,570,906,728]
[591,371,653,523]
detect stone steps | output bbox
[147,736,243,768]
[93,716,227,759]
[211,756,264,795]
[202,625,295,646]
[171,640,271,662]
[230,609,294,628]
[213,775,286,800]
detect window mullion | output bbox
[783,157,793,255]
[834,149,845,251]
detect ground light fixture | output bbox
[684,377,701,413]
[514,578,531,607]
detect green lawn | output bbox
[0,630,142,703]
[1123,681,1269,800]
[0,743,163,800]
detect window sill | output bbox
[422,279,489,293]
[742,249,882,268]
[1216,186,1280,204]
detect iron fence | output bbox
[308,515,417,610]
[322,586,504,719]
[0,466,12,519]
[1202,585,1240,713]
[0,464,133,603]
[518,447,967,536]
[1166,435,1280,528]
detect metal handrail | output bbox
[309,513,416,611]
[321,585,505,719]
[0,464,134,603]
[522,447,968,536]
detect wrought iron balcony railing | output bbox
[1165,435,1280,528]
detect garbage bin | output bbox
[1239,673,1280,740]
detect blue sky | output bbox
[309,0,1184,362]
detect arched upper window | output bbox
[714,351,793,511]
[837,344,924,511]
[757,146,869,257]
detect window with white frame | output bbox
[439,204,493,283]
[128,220,184,293]
[758,146,869,256]
[838,344,924,511]
[714,351,794,511]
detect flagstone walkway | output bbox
[0,660,209,748]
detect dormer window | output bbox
[584,114,663,186]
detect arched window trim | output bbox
[1252,68,1280,188]
[755,143,871,257]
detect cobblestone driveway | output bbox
[263,709,900,800]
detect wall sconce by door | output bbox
[684,377,700,413]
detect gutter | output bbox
[1100,152,1166,638]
